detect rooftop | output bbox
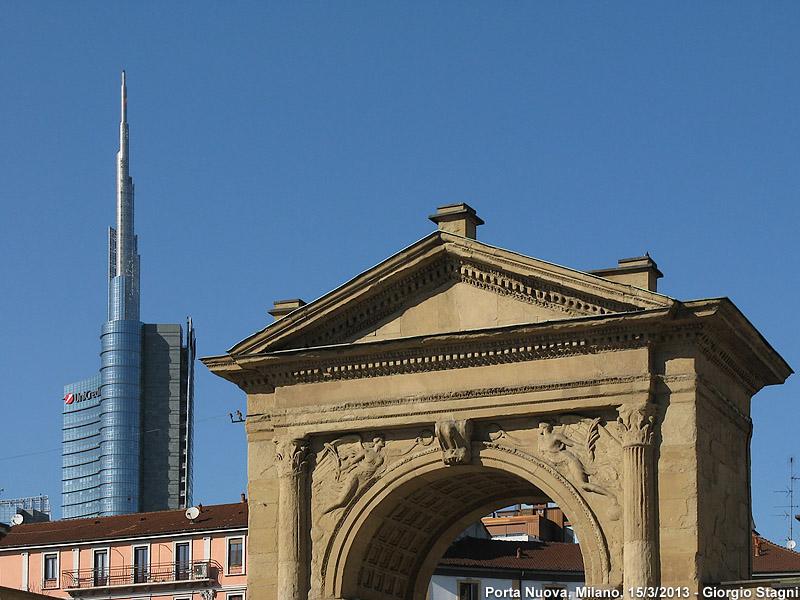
[2,505,798,579]
[439,538,583,573]
[0,502,247,549]
[754,536,800,575]
[439,535,800,576]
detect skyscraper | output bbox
[0,495,51,526]
[62,73,195,520]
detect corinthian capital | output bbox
[617,403,658,447]
[274,437,310,478]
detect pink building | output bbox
[0,502,247,600]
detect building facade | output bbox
[429,533,800,600]
[203,203,791,599]
[1,501,794,600]
[0,502,246,600]
[430,537,585,600]
[0,497,51,527]
[62,72,195,519]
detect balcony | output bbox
[61,560,220,594]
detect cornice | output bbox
[445,239,670,310]
[211,308,682,392]
[684,298,792,394]
[204,298,789,399]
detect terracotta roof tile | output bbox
[441,536,800,575]
[753,537,800,574]
[0,503,247,549]
[439,538,584,572]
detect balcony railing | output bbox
[61,560,220,590]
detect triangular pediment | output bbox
[345,277,595,344]
[230,232,673,355]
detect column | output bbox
[617,403,659,593]
[275,437,310,600]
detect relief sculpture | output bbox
[309,428,435,599]
[487,416,622,521]
[435,419,473,465]
[314,434,386,515]
[537,418,622,521]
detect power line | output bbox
[0,412,234,462]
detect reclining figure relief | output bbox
[315,434,387,515]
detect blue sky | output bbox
[1,3,798,546]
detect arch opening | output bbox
[324,448,611,600]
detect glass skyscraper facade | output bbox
[62,73,194,520]
[0,496,51,526]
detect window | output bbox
[43,552,58,589]
[226,594,244,600]
[93,549,108,586]
[175,542,190,580]
[133,545,148,583]
[458,580,480,600]
[227,536,244,574]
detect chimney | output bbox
[429,203,484,239]
[587,253,663,292]
[241,493,247,503]
[269,299,306,322]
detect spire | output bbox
[121,70,127,123]
[108,70,140,321]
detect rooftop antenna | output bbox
[773,457,800,549]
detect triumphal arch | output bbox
[203,204,790,600]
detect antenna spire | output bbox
[109,70,139,321]
[121,71,127,123]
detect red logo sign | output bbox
[64,393,74,404]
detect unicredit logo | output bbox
[63,389,100,405]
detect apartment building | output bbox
[0,501,246,600]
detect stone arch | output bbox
[321,444,612,600]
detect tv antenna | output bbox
[773,457,800,549]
